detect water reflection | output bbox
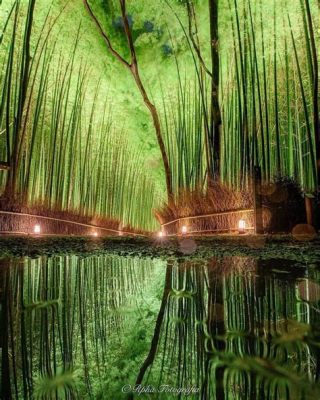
[137,257,320,400]
[1,255,320,399]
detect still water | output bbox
[0,255,320,399]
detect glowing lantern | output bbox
[34,224,41,234]
[158,231,164,238]
[238,220,246,234]
[92,231,98,237]
[181,225,187,235]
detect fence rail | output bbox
[161,208,255,227]
[161,166,264,236]
[164,227,255,237]
[161,208,256,235]
[0,211,146,237]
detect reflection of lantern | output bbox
[238,220,246,234]
[34,224,41,234]
[181,225,187,235]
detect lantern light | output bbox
[181,225,187,235]
[34,224,41,234]
[158,231,164,238]
[92,231,98,237]
[238,220,246,234]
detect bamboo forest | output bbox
[0,0,320,399]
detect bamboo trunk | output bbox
[209,0,222,180]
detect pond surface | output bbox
[1,254,320,399]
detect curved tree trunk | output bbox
[83,0,173,201]
[129,64,173,201]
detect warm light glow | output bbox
[158,231,164,238]
[34,224,41,234]
[238,220,246,233]
[181,225,187,234]
[92,231,98,237]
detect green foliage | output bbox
[33,368,78,399]
[0,0,162,231]
[0,0,319,228]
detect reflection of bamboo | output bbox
[202,258,226,399]
[0,259,12,399]
[135,257,319,398]
[296,276,312,380]
[5,255,320,397]
[134,262,173,389]
[138,260,208,389]
[77,259,92,396]
[5,255,154,397]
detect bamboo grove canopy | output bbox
[0,0,319,231]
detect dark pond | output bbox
[1,255,320,399]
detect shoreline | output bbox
[0,234,319,262]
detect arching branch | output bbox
[83,0,130,68]
[119,0,136,65]
[186,0,212,78]
[83,0,173,200]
